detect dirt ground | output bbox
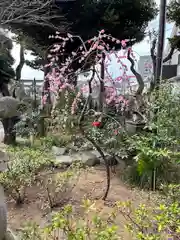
[7,165,154,239]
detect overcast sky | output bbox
[11,0,174,80]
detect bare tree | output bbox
[127,48,144,95]
[126,31,176,95]
[149,31,176,90]
[0,0,67,31]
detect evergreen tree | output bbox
[0,30,15,95]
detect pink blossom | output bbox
[115,76,122,81]
[44,31,137,118]
[121,40,127,48]
[42,95,47,105]
[97,45,104,50]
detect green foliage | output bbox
[167,0,180,28]
[0,146,52,204]
[0,31,15,87]
[160,184,180,204]
[124,133,180,188]
[19,222,42,240]
[86,115,128,158]
[16,110,40,138]
[38,134,73,149]
[49,89,81,135]
[7,0,157,71]
[167,1,180,51]
[117,201,180,239]
[18,185,180,240]
[19,199,119,240]
[124,85,180,188]
[44,162,83,209]
[150,84,180,139]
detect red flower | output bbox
[92,121,101,127]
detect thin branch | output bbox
[163,47,175,63]
[0,0,67,31]
[78,68,111,201]
[127,48,144,95]
[149,39,175,92]
[149,38,157,92]
[150,38,156,76]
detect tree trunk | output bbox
[15,44,25,81]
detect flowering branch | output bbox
[78,70,110,201]
[0,0,67,31]
[44,30,141,199]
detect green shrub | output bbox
[160,184,180,204]
[18,187,180,240]
[44,162,83,209]
[19,199,119,240]
[37,134,73,149]
[124,133,180,189]
[0,147,52,204]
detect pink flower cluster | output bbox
[43,30,136,115]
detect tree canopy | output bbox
[167,0,180,51]
[1,0,157,71]
[0,29,15,94]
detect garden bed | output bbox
[7,165,151,239]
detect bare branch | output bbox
[0,0,67,31]
[149,35,175,91]
[150,38,156,76]
[78,68,110,201]
[127,48,144,95]
[163,47,175,63]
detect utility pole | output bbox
[152,0,167,192]
[155,0,167,88]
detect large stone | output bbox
[91,151,115,165]
[54,151,100,167]
[54,155,74,167]
[0,97,21,119]
[52,146,67,156]
[91,150,126,168]
[91,150,111,158]
[115,156,126,170]
[72,151,100,166]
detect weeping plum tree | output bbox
[0,0,158,136]
[43,30,148,200]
